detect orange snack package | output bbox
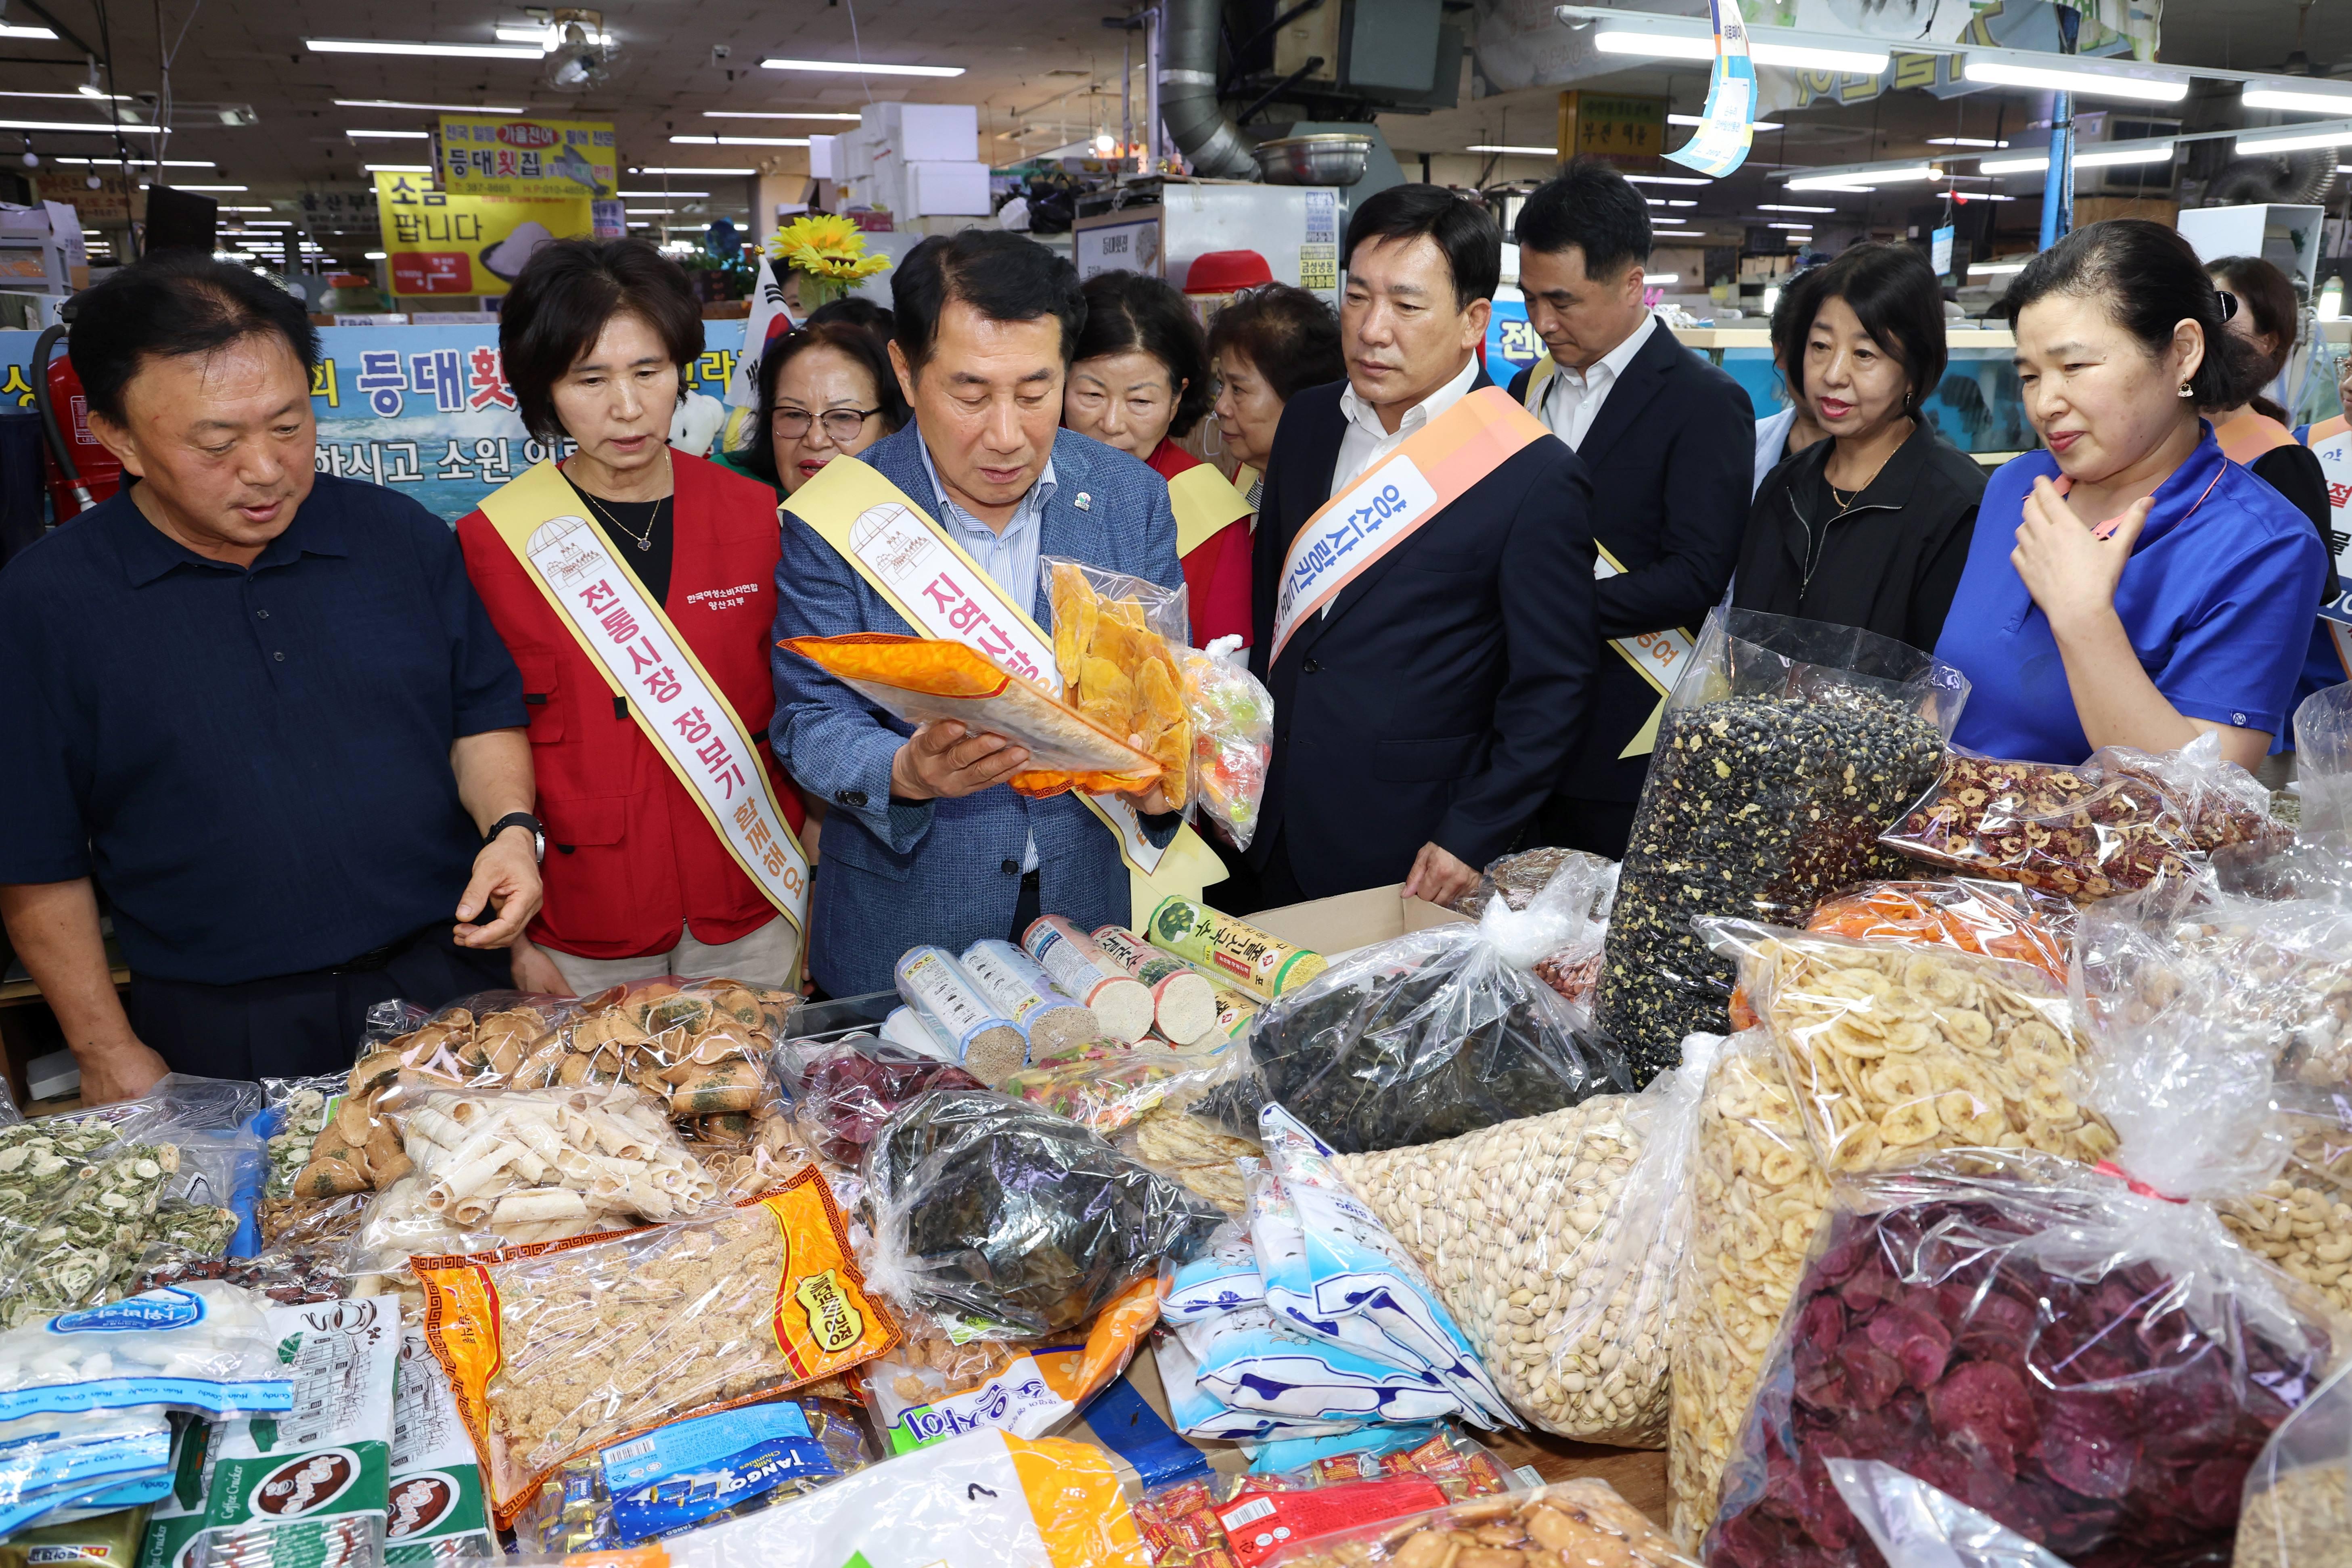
[781,632,1162,798]
[416,1166,900,1527]
[1728,877,2075,1030]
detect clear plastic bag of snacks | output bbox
[1260,1479,1699,1568]
[1882,731,2286,900]
[1180,649,1271,849]
[1331,1036,1718,1444]
[2236,1357,2352,1568]
[1706,1153,2340,1568]
[1594,608,1963,1087]
[1046,557,1196,811]
[781,1035,986,1167]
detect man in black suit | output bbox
[1245,185,1598,910]
[1507,159,1755,859]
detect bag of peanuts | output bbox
[1880,730,2286,901]
[1329,1035,1722,1445]
[1259,1478,1699,1568]
[2236,1356,2352,1568]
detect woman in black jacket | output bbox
[1735,241,1985,652]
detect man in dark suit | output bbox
[1245,185,1599,909]
[1506,158,1755,859]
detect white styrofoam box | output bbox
[808,134,839,180]
[860,103,979,163]
[27,1048,78,1101]
[908,160,991,217]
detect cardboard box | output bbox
[861,102,979,162]
[1245,882,1469,959]
[906,159,991,216]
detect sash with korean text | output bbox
[787,454,1226,928]
[478,461,809,937]
[1269,385,1551,664]
[2306,415,2352,680]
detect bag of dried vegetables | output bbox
[1593,608,1964,1087]
[1707,954,2338,1568]
[1199,868,1630,1157]
[998,1040,1262,1215]
[1329,1034,1719,1445]
[2236,1357,2352,1568]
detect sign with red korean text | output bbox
[374,173,593,299]
[434,115,618,199]
[477,462,808,934]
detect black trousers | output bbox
[126,924,513,1080]
[1534,796,1642,863]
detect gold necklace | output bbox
[1825,421,1910,511]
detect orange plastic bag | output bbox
[782,633,1162,798]
[1728,877,2074,1029]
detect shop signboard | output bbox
[433,114,619,199]
[33,172,130,225]
[373,172,595,299]
[0,322,748,523]
[1555,92,1667,170]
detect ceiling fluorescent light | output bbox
[630,165,762,176]
[1970,260,2030,275]
[1788,164,1936,189]
[306,38,545,60]
[345,128,430,139]
[759,57,964,76]
[669,134,810,146]
[155,183,247,191]
[1758,203,1835,213]
[2074,143,2174,167]
[0,119,161,134]
[2239,125,2352,154]
[495,24,612,46]
[1624,173,1711,186]
[1653,229,1706,237]
[619,188,709,197]
[0,23,59,37]
[1595,28,1888,72]
[2243,84,2352,114]
[1961,59,2186,102]
[334,98,529,113]
[1468,144,1556,155]
[0,90,133,103]
[702,111,863,121]
[61,156,213,166]
[363,163,433,173]
[1927,136,2008,148]
[1671,112,1781,130]
[365,251,387,259]
[1766,221,1812,229]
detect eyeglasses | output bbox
[774,406,880,442]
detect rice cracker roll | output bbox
[1090,925,1218,1048]
[959,939,1102,1056]
[893,946,1030,1085]
[1021,916,1155,1043]
[1145,896,1326,1002]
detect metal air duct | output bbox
[1160,0,1260,178]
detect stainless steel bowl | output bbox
[1253,133,1372,186]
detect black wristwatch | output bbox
[485,811,544,864]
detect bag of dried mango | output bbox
[413,1167,899,1528]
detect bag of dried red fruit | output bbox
[1703,1002,2347,1568]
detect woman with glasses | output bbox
[722,320,910,498]
[457,238,813,993]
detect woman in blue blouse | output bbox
[1937,220,2330,768]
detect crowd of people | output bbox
[0,157,2339,1097]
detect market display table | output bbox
[1488,1432,1668,1525]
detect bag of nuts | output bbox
[2237,1356,2352,1568]
[1594,608,1963,1088]
[1331,1036,1722,1446]
[1260,1478,1698,1568]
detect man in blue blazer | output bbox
[1245,186,1599,910]
[771,232,1182,998]
[1506,160,1754,859]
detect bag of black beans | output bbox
[1592,608,1964,1087]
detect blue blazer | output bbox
[772,423,1184,998]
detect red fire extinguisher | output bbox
[31,319,123,522]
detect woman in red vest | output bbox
[456,238,808,994]
[1062,270,1254,645]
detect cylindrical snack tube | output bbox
[881,1005,960,1063]
[1090,924,1218,1047]
[1145,896,1327,1001]
[958,939,1101,1055]
[1021,917,1154,1043]
[894,946,1030,1084]
[1167,959,1261,1046]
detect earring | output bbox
[2178,380,2194,398]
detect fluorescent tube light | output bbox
[2243,85,2352,114]
[345,128,429,139]
[630,166,762,176]
[669,134,810,147]
[61,156,212,166]
[363,163,433,173]
[1766,221,1812,229]
[1670,113,1781,130]
[702,111,863,121]
[0,90,134,102]
[0,119,161,134]
[2238,126,2352,153]
[1624,174,1711,186]
[153,183,247,191]
[1467,144,1555,155]
[365,251,387,259]
[1758,203,1835,213]
[759,57,964,77]
[619,189,709,197]
[0,23,59,38]
[1970,260,2030,275]
[335,98,529,113]
[1961,59,2187,102]
[1788,165,1936,189]
[306,38,545,59]
[1596,28,1889,73]
[1927,136,2009,148]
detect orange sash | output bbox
[2215,408,2298,466]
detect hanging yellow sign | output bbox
[373,172,593,298]
[433,114,619,199]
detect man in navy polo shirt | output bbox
[0,254,544,1097]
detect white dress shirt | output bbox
[1535,310,1659,452]
[1331,353,1482,494]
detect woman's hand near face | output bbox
[2011,474,2151,638]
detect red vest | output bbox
[457,452,806,960]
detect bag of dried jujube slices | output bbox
[1706,1152,2341,1568]
[1331,1034,1720,1446]
[1882,730,2285,900]
[1594,609,1963,1087]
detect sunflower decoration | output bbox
[766,213,891,307]
[1050,562,1191,809]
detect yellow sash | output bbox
[787,455,1224,929]
[1168,463,1253,558]
[1519,350,1687,760]
[477,461,810,938]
